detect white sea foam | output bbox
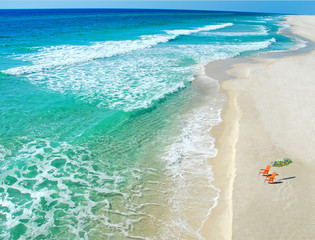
[165,22,233,36]
[2,23,233,75]
[240,20,267,24]
[293,38,307,50]
[172,38,276,65]
[19,38,275,112]
[277,21,308,52]
[0,145,11,162]
[280,23,291,29]
[0,138,165,239]
[157,78,224,239]
[199,25,268,37]
[24,50,191,111]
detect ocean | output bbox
[0,9,301,239]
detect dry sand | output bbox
[200,15,315,240]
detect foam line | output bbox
[2,23,233,75]
[199,25,268,37]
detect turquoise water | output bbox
[0,9,300,239]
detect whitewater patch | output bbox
[156,74,224,239]
[174,38,276,63]
[19,38,276,112]
[0,138,165,239]
[199,25,268,37]
[2,23,233,75]
[24,50,192,112]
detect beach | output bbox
[201,15,315,239]
[1,9,314,239]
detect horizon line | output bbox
[0,8,292,16]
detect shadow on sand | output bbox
[269,181,283,184]
[278,176,296,181]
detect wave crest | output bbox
[2,23,233,75]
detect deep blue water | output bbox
[0,9,299,239]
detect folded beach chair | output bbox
[264,172,277,184]
[258,165,271,176]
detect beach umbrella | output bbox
[271,158,293,179]
[271,158,293,167]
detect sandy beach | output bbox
[201,15,315,239]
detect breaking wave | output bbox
[2,23,233,75]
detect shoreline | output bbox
[200,15,315,239]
